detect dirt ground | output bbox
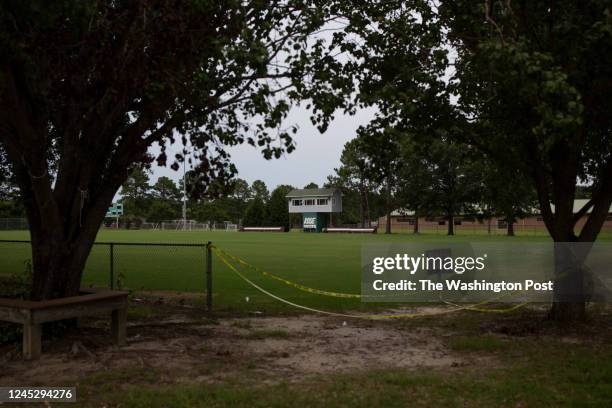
[2,294,608,390]
[3,295,612,408]
[0,298,494,388]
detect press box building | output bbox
[286,188,342,232]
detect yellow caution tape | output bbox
[442,300,531,314]
[211,245,529,309]
[211,246,530,319]
[212,246,362,298]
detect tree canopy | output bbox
[330,0,612,320]
[1,0,610,322]
[267,184,295,230]
[0,0,338,299]
[440,0,612,244]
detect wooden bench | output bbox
[0,288,128,360]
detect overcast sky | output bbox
[148,24,380,192]
[151,105,377,191]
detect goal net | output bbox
[160,220,210,231]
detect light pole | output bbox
[182,149,187,230]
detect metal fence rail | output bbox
[0,240,213,311]
[0,218,28,230]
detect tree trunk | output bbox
[413,209,419,234]
[447,213,454,235]
[531,152,589,323]
[359,188,365,228]
[365,191,371,228]
[24,187,111,301]
[385,179,391,234]
[12,158,126,301]
[547,195,611,322]
[30,235,97,300]
[507,218,515,236]
[547,235,589,323]
[487,218,491,235]
[548,241,587,322]
[549,302,586,322]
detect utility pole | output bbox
[182,149,187,230]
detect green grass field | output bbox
[3,229,612,407]
[1,229,611,315]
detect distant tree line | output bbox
[114,168,304,230]
[326,135,539,236]
[1,152,592,234]
[0,150,24,218]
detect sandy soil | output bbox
[0,304,484,386]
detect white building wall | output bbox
[288,197,335,213]
[287,190,343,214]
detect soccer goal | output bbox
[159,220,211,231]
[211,221,238,231]
[140,222,160,230]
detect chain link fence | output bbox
[0,240,212,306]
[0,218,28,230]
[98,220,238,231]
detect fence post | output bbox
[206,241,213,312]
[110,243,115,290]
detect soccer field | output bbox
[1,230,610,314]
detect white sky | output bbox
[151,105,377,190]
[150,21,378,191]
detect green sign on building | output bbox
[286,188,342,233]
[303,212,327,232]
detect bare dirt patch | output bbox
[131,290,207,301]
[0,303,480,387]
[217,315,461,378]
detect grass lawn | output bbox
[71,306,612,407]
[84,352,612,408]
[1,229,612,315]
[2,230,612,407]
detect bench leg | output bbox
[111,308,126,345]
[23,323,41,360]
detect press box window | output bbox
[304,199,315,206]
[292,199,303,206]
[317,198,328,205]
